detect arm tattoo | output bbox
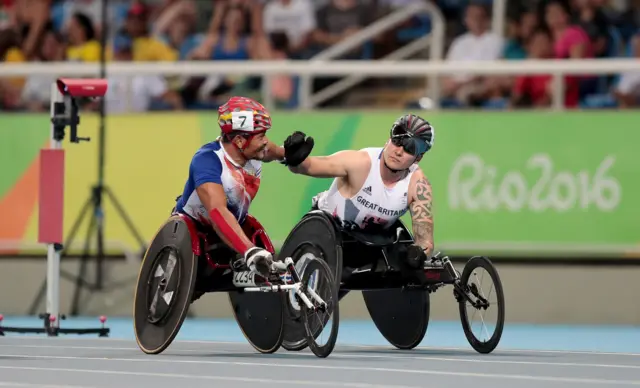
[409,176,434,256]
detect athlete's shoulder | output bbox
[191,140,223,173]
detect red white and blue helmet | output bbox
[218,96,272,137]
[389,113,435,156]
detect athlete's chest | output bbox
[354,185,408,214]
[220,158,261,200]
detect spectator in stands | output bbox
[102,35,183,114]
[54,0,132,41]
[19,22,65,112]
[511,28,555,108]
[571,0,611,58]
[65,12,102,62]
[262,0,316,58]
[544,0,594,59]
[441,3,504,107]
[10,0,50,60]
[504,9,538,60]
[120,2,178,62]
[150,0,199,59]
[190,0,271,61]
[0,27,23,110]
[268,31,295,105]
[543,0,594,107]
[308,0,372,59]
[614,33,640,107]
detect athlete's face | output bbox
[383,139,418,171]
[241,132,269,160]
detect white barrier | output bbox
[2,58,639,110]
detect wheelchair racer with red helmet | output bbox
[174,96,313,277]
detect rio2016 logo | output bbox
[448,153,621,212]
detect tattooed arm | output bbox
[408,169,434,257]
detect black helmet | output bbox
[389,114,434,156]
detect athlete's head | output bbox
[218,96,272,161]
[382,113,434,172]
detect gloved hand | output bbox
[404,244,427,269]
[244,246,274,277]
[283,131,314,167]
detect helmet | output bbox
[218,96,272,136]
[389,113,434,156]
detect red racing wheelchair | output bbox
[133,211,339,358]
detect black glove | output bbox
[283,131,314,167]
[404,244,427,269]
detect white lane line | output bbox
[0,366,420,388]
[1,344,640,370]
[0,382,93,388]
[3,343,640,370]
[1,336,639,357]
[0,354,639,385]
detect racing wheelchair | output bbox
[278,209,505,355]
[133,211,339,358]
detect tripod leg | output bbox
[93,185,105,290]
[104,187,147,252]
[27,196,93,315]
[70,213,96,316]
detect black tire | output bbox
[458,256,505,354]
[300,258,340,358]
[133,216,199,355]
[279,212,342,352]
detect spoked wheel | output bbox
[456,256,505,354]
[300,257,340,358]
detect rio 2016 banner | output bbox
[0,111,638,258]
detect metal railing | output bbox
[298,0,445,109]
[2,59,639,111]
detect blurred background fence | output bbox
[1,0,640,324]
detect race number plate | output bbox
[232,271,258,288]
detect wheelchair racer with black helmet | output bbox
[287,113,437,269]
[279,113,505,355]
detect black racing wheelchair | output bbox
[277,209,505,355]
[133,208,504,359]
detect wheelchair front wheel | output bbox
[457,256,505,354]
[300,257,340,358]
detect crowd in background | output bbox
[0,0,639,113]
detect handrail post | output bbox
[425,0,445,110]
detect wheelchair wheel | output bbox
[133,216,198,355]
[457,256,505,354]
[300,257,340,358]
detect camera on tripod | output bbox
[51,78,108,143]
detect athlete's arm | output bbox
[407,169,434,257]
[196,183,254,253]
[288,150,362,178]
[262,140,285,163]
[191,151,254,254]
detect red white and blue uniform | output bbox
[175,138,262,225]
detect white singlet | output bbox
[314,147,418,231]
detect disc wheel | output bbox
[457,256,505,354]
[134,244,197,355]
[300,257,340,358]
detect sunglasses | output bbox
[389,125,429,155]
